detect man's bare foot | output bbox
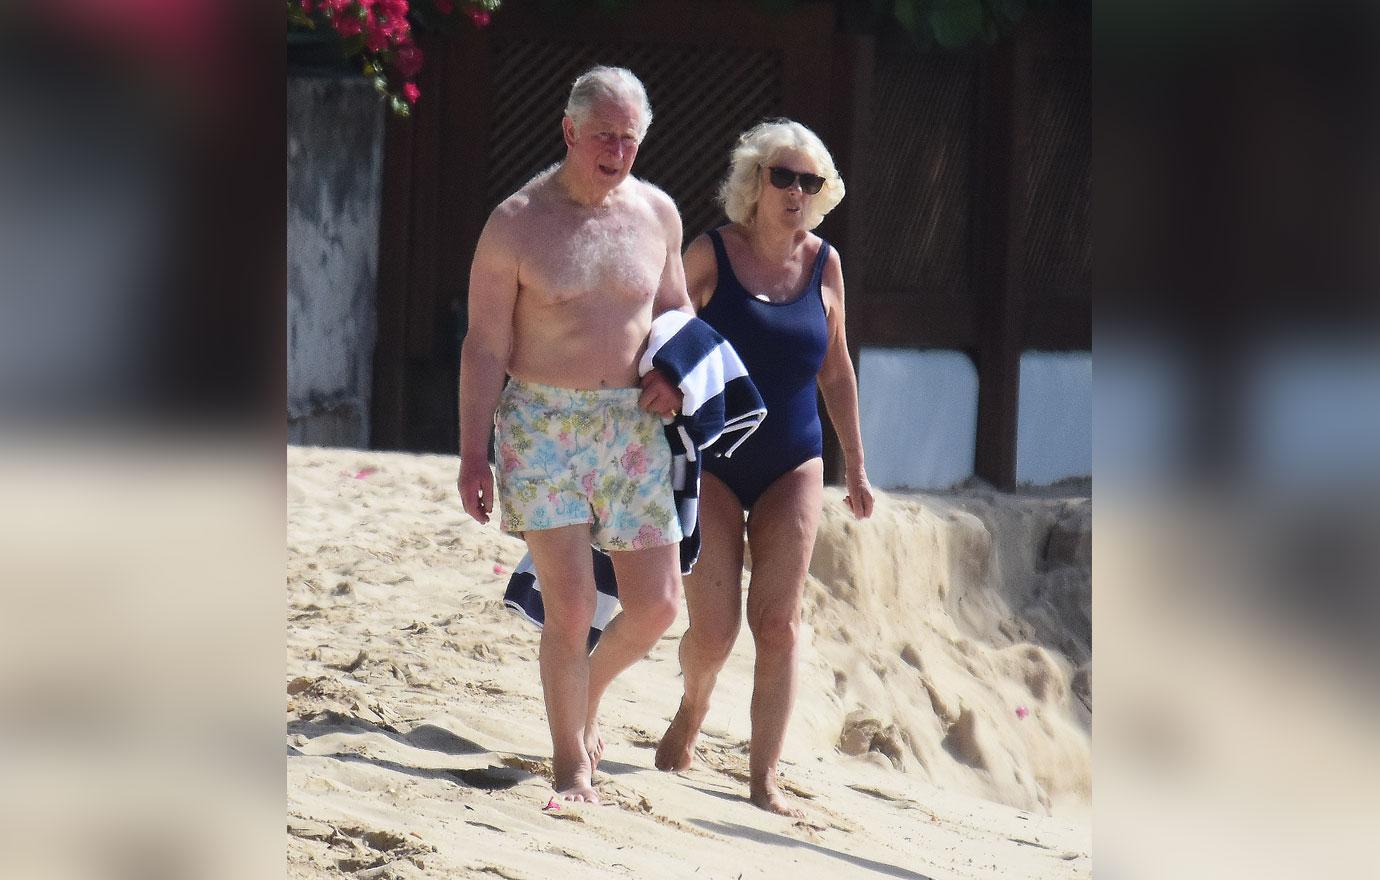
[553,753,599,804]
[654,702,700,772]
[584,720,605,774]
[750,778,805,818]
[554,780,600,804]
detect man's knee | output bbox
[690,613,741,660]
[541,588,597,644]
[627,584,680,635]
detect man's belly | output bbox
[507,341,645,391]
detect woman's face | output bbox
[756,147,822,230]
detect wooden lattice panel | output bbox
[487,37,783,240]
[1020,56,1090,302]
[857,49,978,300]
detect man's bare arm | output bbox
[639,188,692,416]
[457,206,521,524]
[649,187,694,318]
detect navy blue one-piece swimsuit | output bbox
[700,228,830,510]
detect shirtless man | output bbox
[457,67,689,804]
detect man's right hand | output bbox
[458,457,495,525]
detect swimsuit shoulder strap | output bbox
[809,238,831,290]
[705,227,749,299]
[707,228,730,271]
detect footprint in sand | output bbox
[447,765,532,791]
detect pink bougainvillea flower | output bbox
[365,20,390,52]
[393,44,424,77]
[468,8,491,27]
[333,14,362,37]
[1015,706,1029,720]
[403,82,420,104]
[435,0,454,12]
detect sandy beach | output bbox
[287,446,1090,879]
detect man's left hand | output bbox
[639,369,684,419]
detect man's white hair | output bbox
[718,119,845,230]
[564,66,653,142]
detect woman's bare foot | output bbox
[654,702,702,772]
[750,777,805,818]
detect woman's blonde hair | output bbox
[717,119,844,230]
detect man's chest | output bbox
[520,212,663,302]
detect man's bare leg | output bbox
[525,524,601,802]
[655,474,745,772]
[743,460,822,817]
[584,540,682,772]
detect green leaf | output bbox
[287,6,316,29]
[929,0,984,48]
[339,33,366,58]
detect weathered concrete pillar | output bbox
[287,75,384,448]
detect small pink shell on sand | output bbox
[493,563,507,575]
[1015,706,1030,719]
[354,467,377,479]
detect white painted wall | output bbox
[858,348,978,489]
[858,348,1092,489]
[1016,352,1092,484]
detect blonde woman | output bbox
[652,120,874,815]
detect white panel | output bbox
[858,349,978,490]
[1017,352,1092,484]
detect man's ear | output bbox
[562,116,577,149]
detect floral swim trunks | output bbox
[494,379,683,552]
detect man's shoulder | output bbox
[489,165,557,223]
[631,176,676,209]
[629,177,680,227]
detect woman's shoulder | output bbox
[684,230,717,261]
[683,231,721,309]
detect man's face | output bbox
[564,97,643,188]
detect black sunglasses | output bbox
[766,166,826,195]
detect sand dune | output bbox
[287,446,1090,878]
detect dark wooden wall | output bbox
[372,0,1090,489]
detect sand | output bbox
[287,446,1091,879]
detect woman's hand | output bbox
[844,466,874,519]
[639,369,685,419]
